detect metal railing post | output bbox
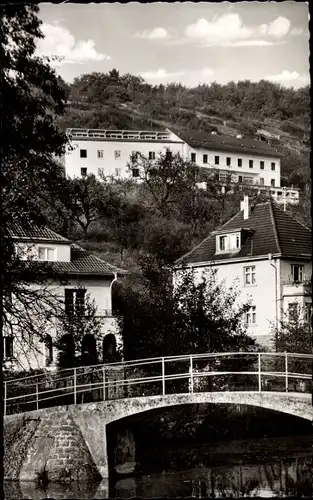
[258,353,261,392]
[73,368,77,405]
[285,352,288,392]
[161,357,165,395]
[36,384,39,410]
[103,366,106,401]
[190,356,194,394]
[4,381,7,416]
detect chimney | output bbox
[241,195,250,220]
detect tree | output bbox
[115,264,255,360]
[127,149,198,216]
[274,305,312,354]
[1,5,80,367]
[56,291,104,369]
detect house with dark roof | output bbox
[170,127,282,190]
[174,196,312,347]
[4,224,125,371]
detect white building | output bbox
[3,224,125,371]
[62,127,299,205]
[174,196,311,348]
[63,128,185,180]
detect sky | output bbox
[37,2,310,89]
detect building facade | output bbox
[61,127,299,205]
[63,128,185,180]
[3,224,124,371]
[174,197,311,348]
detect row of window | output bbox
[80,149,157,161]
[214,173,276,187]
[81,167,139,178]
[190,152,276,171]
[3,332,118,364]
[213,260,305,287]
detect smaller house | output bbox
[3,224,125,371]
[174,196,312,348]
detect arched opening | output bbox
[44,334,53,367]
[58,333,75,369]
[81,334,98,366]
[103,334,117,363]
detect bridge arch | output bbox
[75,391,312,425]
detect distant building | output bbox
[3,224,125,371]
[174,196,312,348]
[62,127,299,205]
[63,128,185,180]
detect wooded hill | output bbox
[57,70,310,190]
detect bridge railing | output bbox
[4,352,312,415]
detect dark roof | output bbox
[175,201,311,266]
[7,223,70,243]
[7,224,125,277]
[171,128,281,158]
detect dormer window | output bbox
[216,232,241,253]
[38,247,56,261]
[219,235,227,251]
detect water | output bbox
[4,435,313,498]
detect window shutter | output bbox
[65,289,74,315]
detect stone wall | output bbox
[4,409,101,484]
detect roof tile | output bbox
[176,201,311,265]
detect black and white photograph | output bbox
[2,1,312,498]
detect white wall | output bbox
[15,242,71,262]
[4,275,117,371]
[65,139,185,179]
[184,144,281,187]
[187,257,277,342]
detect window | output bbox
[97,150,104,159]
[115,168,121,177]
[114,150,121,159]
[288,302,298,323]
[291,264,304,282]
[98,167,104,177]
[38,247,55,261]
[132,168,140,178]
[260,177,264,185]
[191,153,196,163]
[65,289,86,316]
[45,334,53,366]
[215,156,220,165]
[249,160,253,168]
[238,158,242,167]
[217,232,240,253]
[270,179,275,187]
[3,337,14,359]
[246,306,256,325]
[304,304,312,324]
[203,154,208,164]
[80,149,87,158]
[226,157,231,166]
[165,150,172,160]
[244,266,256,285]
[219,235,227,251]
[81,167,87,178]
[238,175,243,184]
[149,151,156,160]
[260,161,264,169]
[271,162,276,171]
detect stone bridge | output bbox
[4,391,312,483]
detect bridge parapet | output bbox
[4,351,312,416]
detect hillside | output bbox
[57,70,310,190]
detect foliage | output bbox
[274,306,312,354]
[114,264,255,360]
[56,291,104,369]
[1,4,70,354]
